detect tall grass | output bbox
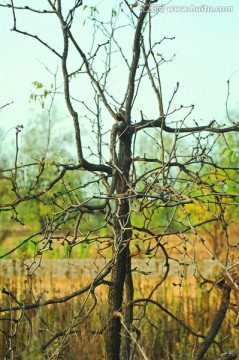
[0,260,238,359]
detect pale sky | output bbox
[0,0,239,154]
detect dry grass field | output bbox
[0,255,238,359]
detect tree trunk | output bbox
[193,282,231,360]
[105,242,129,360]
[121,251,134,360]
[105,130,132,360]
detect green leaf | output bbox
[231,152,236,161]
[45,160,51,169]
[131,1,138,8]
[221,147,228,155]
[29,93,37,103]
[227,149,236,160]
[222,147,236,161]
[32,81,43,89]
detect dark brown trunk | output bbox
[105,130,132,360]
[105,241,129,360]
[193,282,231,360]
[121,251,134,360]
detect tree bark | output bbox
[121,249,134,360]
[105,242,129,360]
[193,282,231,360]
[203,348,239,360]
[105,130,133,360]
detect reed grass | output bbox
[0,261,238,359]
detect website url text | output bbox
[142,4,233,13]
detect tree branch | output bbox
[193,282,231,360]
[0,260,113,312]
[133,118,239,134]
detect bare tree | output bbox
[0,1,239,359]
